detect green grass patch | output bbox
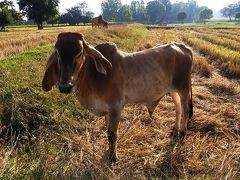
[107,24,148,51]
[0,44,92,178]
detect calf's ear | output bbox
[86,45,112,75]
[42,51,59,91]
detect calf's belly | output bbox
[125,86,168,104]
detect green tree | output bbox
[0,0,14,9]
[18,0,59,29]
[177,12,187,23]
[169,0,198,23]
[0,8,13,30]
[146,0,166,24]
[10,9,24,25]
[47,15,60,25]
[160,0,171,21]
[236,12,240,21]
[221,7,233,21]
[82,11,94,24]
[101,0,121,21]
[199,8,213,24]
[0,0,23,30]
[59,2,93,25]
[196,6,208,21]
[169,1,187,22]
[60,6,82,25]
[187,0,198,22]
[221,2,240,21]
[130,0,146,22]
[118,5,132,22]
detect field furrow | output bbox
[216,29,240,37]
[192,32,240,51]
[182,32,240,78]
[193,29,240,42]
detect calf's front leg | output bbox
[106,108,121,163]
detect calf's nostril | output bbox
[58,84,73,94]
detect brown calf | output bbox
[42,32,193,163]
[92,15,108,29]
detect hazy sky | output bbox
[11,0,240,15]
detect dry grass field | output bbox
[0,24,239,179]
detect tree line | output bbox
[0,0,215,30]
[0,0,94,30]
[220,1,240,21]
[101,0,213,24]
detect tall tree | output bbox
[0,0,23,30]
[47,15,60,25]
[0,8,13,30]
[169,0,204,23]
[236,12,240,21]
[10,8,24,25]
[82,11,94,24]
[169,1,188,22]
[131,1,138,20]
[101,0,121,21]
[199,8,213,24]
[221,2,240,21]
[221,7,233,21]
[59,2,94,25]
[78,2,88,16]
[160,0,171,21]
[130,0,146,22]
[0,0,14,9]
[118,5,132,22]
[146,0,166,24]
[18,0,59,29]
[177,12,187,23]
[196,5,208,21]
[187,0,198,22]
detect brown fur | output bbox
[42,33,193,163]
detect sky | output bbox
[10,0,240,16]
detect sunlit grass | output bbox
[172,22,240,29]
[216,29,240,36]
[0,27,93,59]
[193,32,240,51]
[193,29,240,42]
[182,32,240,78]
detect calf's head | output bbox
[42,32,112,93]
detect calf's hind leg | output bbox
[171,89,191,140]
[170,92,182,136]
[179,90,191,136]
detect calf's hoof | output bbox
[170,129,186,143]
[110,154,117,164]
[108,150,118,164]
[178,131,186,143]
